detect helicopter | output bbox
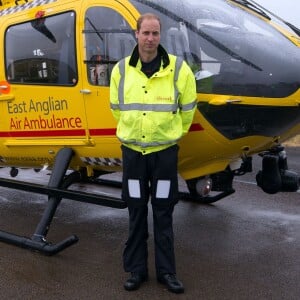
[0,0,299,255]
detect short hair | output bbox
[136,13,161,31]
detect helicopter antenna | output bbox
[249,0,300,37]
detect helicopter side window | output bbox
[84,7,136,86]
[5,12,77,86]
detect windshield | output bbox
[131,0,300,97]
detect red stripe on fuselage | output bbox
[0,129,86,137]
[189,123,204,131]
[89,128,117,135]
[0,124,202,138]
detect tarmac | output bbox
[0,147,299,299]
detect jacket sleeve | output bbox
[177,61,197,135]
[109,63,121,122]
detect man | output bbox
[110,13,196,294]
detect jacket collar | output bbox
[129,44,170,69]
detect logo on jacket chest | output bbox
[156,96,173,102]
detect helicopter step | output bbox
[0,147,126,255]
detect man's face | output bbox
[135,18,160,56]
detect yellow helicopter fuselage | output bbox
[0,0,299,182]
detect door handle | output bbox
[80,89,91,94]
[226,99,242,103]
[208,98,242,105]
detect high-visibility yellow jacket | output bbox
[110,45,197,155]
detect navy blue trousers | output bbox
[121,144,179,277]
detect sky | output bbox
[253,0,300,28]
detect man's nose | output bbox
[147,33,155,40]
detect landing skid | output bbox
[0,148,236,255]
[178,189,235,204]
[0,148,126,255]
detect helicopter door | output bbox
[80,3,138,150]
[3,11,89,148]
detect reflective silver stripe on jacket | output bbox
[180,100,197,111]
[118,137,180,148]
[110,98,197,112]
[112,57,184,112]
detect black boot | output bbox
[157,274,184,294]
[124,273,148,291]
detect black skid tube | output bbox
[0,231,78,256]
[0,177,127,208]
[0,148,82,255]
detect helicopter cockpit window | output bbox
[84,7,136,86]
[5,12,77,86]
[131,0,300,98]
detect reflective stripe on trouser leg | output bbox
[128,179,141,198]
[156,180,171,198]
